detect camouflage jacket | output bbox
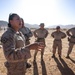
[51,31,66,40]
[1,27,31,63]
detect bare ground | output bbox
[0,29,75,75]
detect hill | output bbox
[0,20,39,28]
[0,20,8,27]
[48,25,75,29]
[0,20,75,29]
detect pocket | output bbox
[16,62,26,72]
[4,62,10,68]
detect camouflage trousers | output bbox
[34,38,46,60]
[52,39,62,55]
[5,61,26,75]
[67,42,75,55]
[53,39,62,50]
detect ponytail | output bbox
[8,23,11,27]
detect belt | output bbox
[70,41,75,44]
[71,36,75,38]
[37,38,45,40]
[7,59,25,63]
[54,39,61,41]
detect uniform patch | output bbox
[1,37,8,43]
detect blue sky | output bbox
[0,0,75,26]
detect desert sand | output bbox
[0,29,75,75]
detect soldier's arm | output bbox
[1,35,31,61]
[1,34,44,62]
[45,30,49,38]
[26,42,44,50]
[66,29,71,36]
[51,32,54,38]
[33,29,38,37]
[61,32,66,38]
[27,28,33,37]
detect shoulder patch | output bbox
[1,37,8,43]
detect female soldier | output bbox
[20,18,33,68]
[1,13,44,75]
[20,18,33,45]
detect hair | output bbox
[21,18,24,27]
[8,13,18,27]
[21,18,23,21]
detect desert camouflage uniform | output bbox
[51,31,66,56]
[66,27,75,56]
[20,26,33,68]
[1,28,31,75]
[20,26,33,45]
[34,28,48,60]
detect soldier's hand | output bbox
[27,42,45,51]
[37,42,45,51]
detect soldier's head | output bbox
[56,26,60,31]
[8,13,21,30]
[39,23,45,29]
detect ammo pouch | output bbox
[4,61,26,73]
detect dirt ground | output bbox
[0,29,75,75]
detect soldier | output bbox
[51,26,66,58]
[1,13,45,75]
[20,18,33,68]
[33,23,48,61]
[66,27,75,58]
[20,18,33,45]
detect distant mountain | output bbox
[0,20,8,27]
[0,20,75,29]
[0,20,39,28]
[48,25,75,29]
[25,23,39,28]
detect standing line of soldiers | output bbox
[20,22,75,60]
[32,24,75,59]
[51,26,75,59]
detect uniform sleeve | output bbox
[27,28,33,37]
[61,32,66,38]
[1,35,31,62]
[66,29,71,36]
[51,32,54,38]
[33,29,38,37]
[45,29,48,38]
